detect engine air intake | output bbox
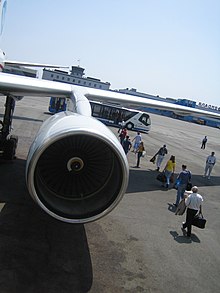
[26,112,129,223]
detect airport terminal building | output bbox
[42,66,111,90]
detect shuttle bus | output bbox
[48,98,151,132]
[90,101,151,132]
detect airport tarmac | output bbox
[0,96,220,293]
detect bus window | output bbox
[114,109,122,124]
[110,110,122,124]
[123,110,137,121]
[102,106,110,119]
[138,114,151,126]
[92,104,102,117]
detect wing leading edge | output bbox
[0,72,220,120]
[4,60,69,69]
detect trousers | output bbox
[156,155,164,168]
[175,184,186,206]
[183,208,198,237]
[204,163,214,178]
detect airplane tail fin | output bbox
[0,0,7,36]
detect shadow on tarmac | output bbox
[126,169,220,193]
[0,159,93,293]
[170,231,201,244]
[0,113,43,123]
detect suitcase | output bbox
[192,214,206,229]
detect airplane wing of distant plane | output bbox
[4,60,69,69]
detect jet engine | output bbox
[26,111,129,223]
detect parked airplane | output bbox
[1,0,220,224]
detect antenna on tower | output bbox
[77,59,80,67]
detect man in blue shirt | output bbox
[174,165,191,207]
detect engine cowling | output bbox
[26,111,129,223]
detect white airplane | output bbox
[0,0,220,224]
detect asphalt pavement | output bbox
[0,96,220,293]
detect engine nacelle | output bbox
[26,111,129,223]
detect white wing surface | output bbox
[0,72,220,120]
[5,60,69,68]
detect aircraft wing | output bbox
[5,60,69,68]
[76,86,220,120]
[0,72,220,120]
[1,72,220,224]
[0,72,72,97]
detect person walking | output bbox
[174,165,191,207]
[135,142,145,168]
[132,132,142,153]
[122,136,132,155]
[119,128,127,145]
[117,119,125,133]
[182,186,203,238]
[155,144,168,171]
[163,155,175,189]
[203,151,216,179]
[55,98,61,113]
[201,136,207,149]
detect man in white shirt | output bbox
[182,186,203,237]
[204,151,216,179]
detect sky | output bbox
[1,0,220,106]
